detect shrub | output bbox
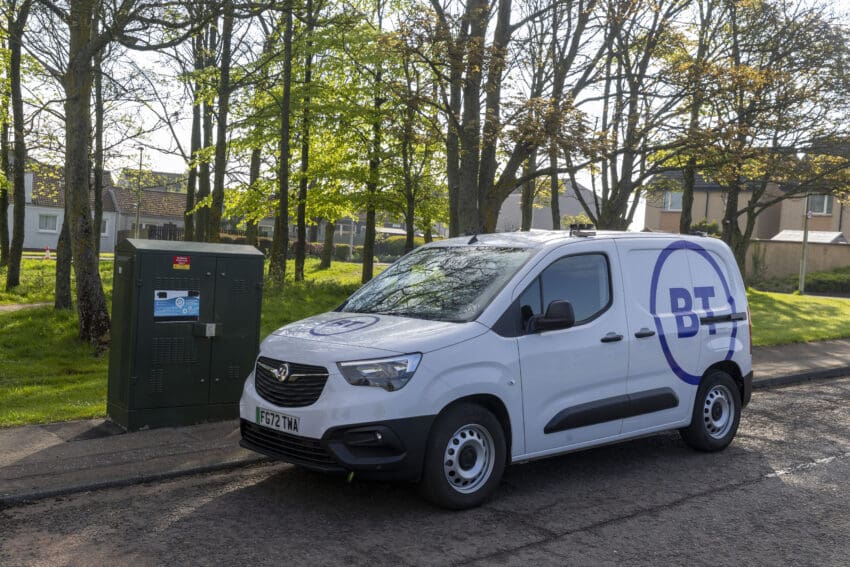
[691,218,721,236]
[753,265,850,296]
[288,241,323,257]
[334,244,351,261]
[374,235,424,257]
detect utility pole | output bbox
[799,194,811,294]
[134,146,143,238]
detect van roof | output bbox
[429,230,708,250]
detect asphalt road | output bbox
[3,377,850,566]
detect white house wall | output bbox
[5,204,118,253]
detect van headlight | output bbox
[337,354,422,392]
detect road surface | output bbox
[2,376,850,566]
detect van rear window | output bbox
[341,246,533,322]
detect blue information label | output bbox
[154,290,200,322]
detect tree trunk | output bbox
[362,101,381,283]
[549,146,560,230]
[54,216,72,310]
[207,2,234,243]
[196,24,217,242]
[680,159,697,234]
[400,70,415,253]
[184,35,203,242]
[269,1,293,282]
[446,62,462,238]
[475,0,512,232]
[6,4,29,290]
[245,147,261,247]
[520,153,536,231]
[361,0,384,284]
[319,219,334,269]
[64,0,110,346]
[93,27,104,256]
[457,0,487,235]
[0,89,9,268]
[294,0,313,283]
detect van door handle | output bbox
[600,332,623,343]
[634,328,656,339]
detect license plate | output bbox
[256,407,300,434]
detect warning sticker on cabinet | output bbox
[173,255,191,270]
[154,290,200,322]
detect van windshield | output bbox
[341,246,534,323]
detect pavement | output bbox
[2,338,850,508]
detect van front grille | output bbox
[240,420,339,469]
[254,356,329,407]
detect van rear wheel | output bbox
[680,370,741,452]
[419,403,506,510]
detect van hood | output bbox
[269,312,489,355]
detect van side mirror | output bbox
[529,300,575,333]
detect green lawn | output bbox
[0,258,366,426]
[2,257,850,427]
[748,289,850,347]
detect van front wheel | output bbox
[680,370,741,452]
[419,403,506,509]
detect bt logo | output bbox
[310,315,380,336]
[670,286,717,338]
[650,240,739,385]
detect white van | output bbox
[240,231,752,509]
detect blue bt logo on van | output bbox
[650,241,738,385]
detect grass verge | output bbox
[748,289,850,347]
[2,258,850,426]
[0,258,363,426]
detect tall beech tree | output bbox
[25,0,214,344]
[0,37,10,268]
[5,0,31,291]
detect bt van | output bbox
[240,230,752,509]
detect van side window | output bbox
[518,278,542,330]
[540,254,611,324]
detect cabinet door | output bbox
[133,254,216,409]
[208,256,263,404]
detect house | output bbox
[109,184,187,239]
[643,171,784,239]
[4,164,120,253]
[116,169,188,193]
[644,170,848,241]
[4,163,188,253]
[776,193,848,241]
[496,181,595,232]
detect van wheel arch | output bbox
[704,361,746,406]
[439,394,512,463]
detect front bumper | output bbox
[240,415,435,481]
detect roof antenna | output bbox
[467,234,478,244]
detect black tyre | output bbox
[419,403,506,510]
[680,370,742,452]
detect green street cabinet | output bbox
[107,239,264,431]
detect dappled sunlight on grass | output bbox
[0,258,115,306]
[2,256,847,427]
[748,289,850,347]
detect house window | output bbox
[808,195,833,216]
[663,191,683,211]
[101,219,108,236]
[38,214,58,232]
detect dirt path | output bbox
[0,302,51,313]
